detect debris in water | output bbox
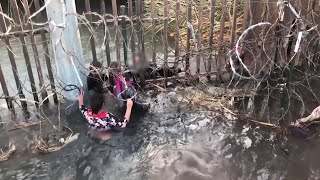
[37,133,80,154]
[167,91,176,97]
[83,166,91,176]
[0,144,16,162]
[241,125,250,135]
[188,124,198,131]
[257,169,270,180]
[243,137,252,149]
[290,127,309,139]
[268,132,276,142]
[247,97,254,113]
[280,145,290,156]
[217,132,225,141]
[225,113,236,120]
[198,118,211,127]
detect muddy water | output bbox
[0,13,320,180]
[0,89,319,180]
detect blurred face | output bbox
[133,55,141,65]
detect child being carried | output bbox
[109,62,140,109]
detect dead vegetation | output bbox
[0,144,16,162]
[169,86,279,129]
[144,0,244,46]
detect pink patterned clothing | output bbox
[80,105,128,130]
[114,76,133,96]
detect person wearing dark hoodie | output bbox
[86,61,109,96]
[130,51,183,81]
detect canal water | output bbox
[0,88,320,180]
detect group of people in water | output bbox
[77,46,317,141]
[77,52,183,140]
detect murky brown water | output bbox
[0,87,320,180]
[0,5,320,180]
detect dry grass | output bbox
[143,0,245,48]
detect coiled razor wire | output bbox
[232,22,272,81]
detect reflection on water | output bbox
[0,91,320,180]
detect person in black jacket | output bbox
[130,52,183,81]
[87,61,109,95]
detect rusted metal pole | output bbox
[230,0,239,45]
[151,0,156,64]
[217,0,228,77]
[175,1,180,64]
[218,0,227,46]
[163,0,169,66]
[136,0,145,53]
[34,0,58,103]
[11,0,39,104]
[100,0,111,67]
[208,0,216,75]
[128,0,133,17]
[135,0,141,50]
[140,0,145,53]
[186,0,192,73]
[120,5,128,66]
[112,0,121,65]
[23,0,48,103]
[128,0,135,60]
[196,0,203,74]
[242,0,250,31]
[0,4,27,108]
[0,65,13,109]
[85,0,97,63]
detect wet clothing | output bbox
[154,66,182,78]
[113,75,137,108]
[114,76,135,97]
[80,105,128,130]
[126,66,181,87]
